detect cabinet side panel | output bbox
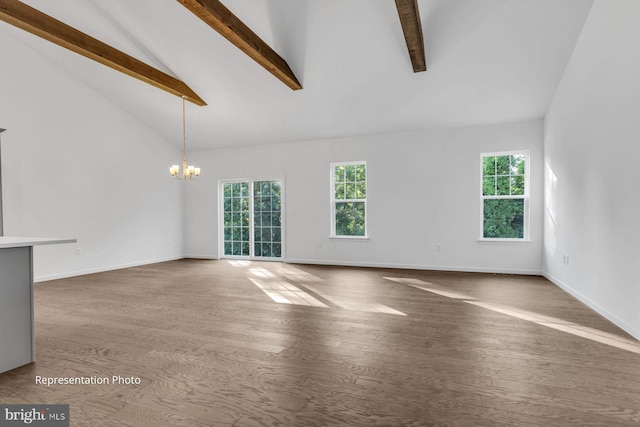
[0,246,33,373]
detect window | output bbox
[222,180,283,258]
[331,161,367,237]
[481,152,528,239]
[222,182,250,256]
[253,181,282,258]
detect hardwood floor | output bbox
[1,259,640,426]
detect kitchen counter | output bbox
[0,236,76,374]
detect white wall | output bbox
[0,31,184,281]
[544,0,640,339]
[185,120,544,274]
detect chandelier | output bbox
[170,96,200,180]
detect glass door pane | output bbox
[222,182,250,256]
[253,181,282,258]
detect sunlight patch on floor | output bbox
[240,265,406,315]
[279,267,323,283]
[385,276,640,354]
[249,278,328,307]
[384,277,433,286]
[299,284,407,316]
[384,277,475,300]
[227,260,251,267]
[249,267,276,278]
[466,300,640,355]
[408,284,476,300]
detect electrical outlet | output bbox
[435,244,441,252]
[76,247,83,256]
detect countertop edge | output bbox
[0,237,77,249]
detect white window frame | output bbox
[479,150,530,242]
[219,178,285,260]
[330,161,368,239]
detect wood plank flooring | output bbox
[1,259,640,426]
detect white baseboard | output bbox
[34,256,184,283]
[183,254,218,260]
[543,271,640,341]
[285,258,542,276]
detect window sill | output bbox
[477,239,532,245]
[330,236,370,241]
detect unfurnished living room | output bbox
[1,0,639,426]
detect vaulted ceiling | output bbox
[0,0,594,150]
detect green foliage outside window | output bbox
[482,155,525,196]
[482,154,526,239]
[335,202,366,236]
[483,199,524,238]
[223,182,250,256]
[223,180,283,258]
[334,163,366,236]
[253,181,282,258]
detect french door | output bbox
[221,180,283,259]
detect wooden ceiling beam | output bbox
[395,0,426,73]
[0,0,206,106]
[177,0,302,90]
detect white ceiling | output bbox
[2,0,594,150]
